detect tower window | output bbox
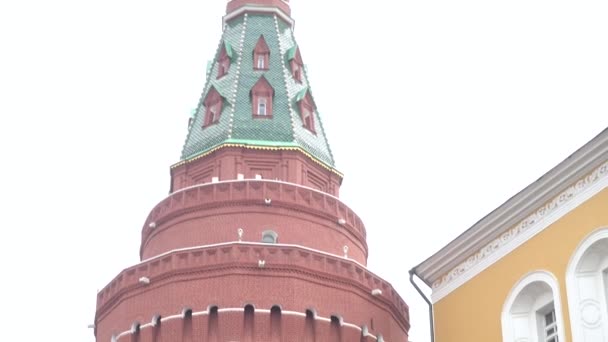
[287,46,304,83]
[251,76,274,118]
[296,89,316,133]
[257,98,267,115]
[262,230,278,244]
[203,87,223,127]
[217,42,232,79]
[253,35,270,71]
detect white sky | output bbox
[1,1,607,341]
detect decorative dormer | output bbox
[296,88,315,133]
[251,76,274,118]
[253,35,270,71]
[287,46,303,83]
[217,42,233,79]
[202,87,223,127]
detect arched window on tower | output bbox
[253,35,270,71]
[251,76,274,118]
[217,41,233,79]
[566,228,608,342]
[202,87,223,127]
[501,271,566,342]
[296,88,316,133]
[287,46,303,83]
[262,230,278,244]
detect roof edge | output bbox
[414,127,608,288]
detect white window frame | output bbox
[257,55,265,69]
[257,98,267,115]
[501,270,566,342]
[566,227,608,342]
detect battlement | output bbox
[96,242,409,334]
[140,180,368,262]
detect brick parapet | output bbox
[140,180,368,262]
[96,243,409,333]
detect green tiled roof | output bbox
[180,13,336,168]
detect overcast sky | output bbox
[1,1,607,341]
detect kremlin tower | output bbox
[94,1,410,341]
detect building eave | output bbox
[413,127,608,297]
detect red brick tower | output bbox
[94,1,410,341]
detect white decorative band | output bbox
[431,160,608,302]
[112,307,380,341]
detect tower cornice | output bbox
[225,0,292,22]
[173,141,342,178]
[224,6,294,27]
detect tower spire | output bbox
[94,3,410,342]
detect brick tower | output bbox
[94,1,410,341]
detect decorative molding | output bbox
[226,13,248,139]
[430,160,608,302]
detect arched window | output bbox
[262,230,278,244]
[253,35,270,71]
[501,271,566,342]
[566,228,608,341]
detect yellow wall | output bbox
[433,187,608,342]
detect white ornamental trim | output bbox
[431,160,608,302]
[226,13,248,139]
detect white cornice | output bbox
[413,128,608,303]
[223,6,294,28]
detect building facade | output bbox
[412,128,608,342]
[94,1,410,341]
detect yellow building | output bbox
[411,128,608,342]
